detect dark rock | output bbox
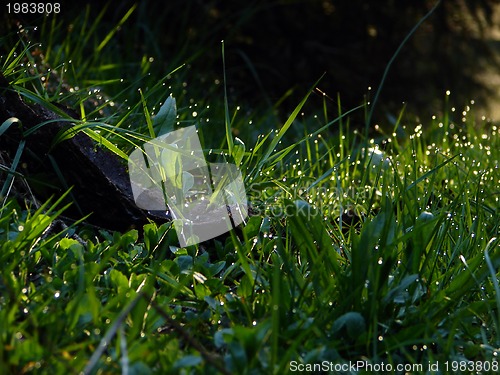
[0,73,169,231]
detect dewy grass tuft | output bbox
[0,3,499,374]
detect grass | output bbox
[1,4,500,374]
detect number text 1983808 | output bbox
[6,3,60,14]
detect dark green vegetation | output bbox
[1,2,500,374]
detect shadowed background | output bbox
[3,0,500,124]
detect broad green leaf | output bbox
[214,328,233,349]
[58,238,84,252]
[332,311,366,339]
[110,269,129,294]
[154,95,177,136]
[175,255,193,272]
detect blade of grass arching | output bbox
[23,119,78,143]
[248,131,272,156]
[0,139,24,199]
[258,77,323,168]
[14,86,74,119]
[304,156,349,193]
[303,124,314,172]
[405,154,458,191]
[32,110,135,162]
[40,12,59,63]
[298,103,364,145]
[484,237,500,343]
[112,65,185,129]
[49,121,102,145]
[259,143,296,171]
[1,41,28,77]
[78,5,95,53]
[96,4,137,53]
[273,88,295,111]
[95,125,151,150]
[61,5,110,79]
[390,104,406,153]
[365,158,386,212]
[82,129,129,160]
[50,122,151,155]
[246,104,362,183]
[244,132,272,185]
[1,41,21,70]
[366,0,441,129]
[445,249,500,301]
[0,117,21,137]
[13,72,51,87]
[247,81,317,180]
[77,5,107,56]
[222,41,234,157]
[78,77,125,87]
[236,50,272,108]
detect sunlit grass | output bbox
[1,5,500,374]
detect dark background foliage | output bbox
[3,0,500,123]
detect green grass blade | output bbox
[0,117,21,137]
[366,0,442,128]
[405,153,458,191]
[222,41,234,157]
[0,139,25,198]
[96,4,137,53]
[484,237,500,342]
